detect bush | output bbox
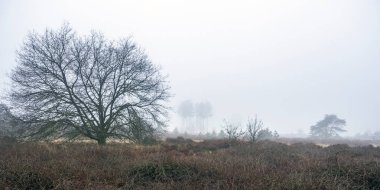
[165,136,193,144]
[138,136,160,145]
[2,169,53,190]
[126,159,220,189]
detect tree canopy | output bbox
[310,114,346,138]
[10,24,170,144]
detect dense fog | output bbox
[1,0,379,137]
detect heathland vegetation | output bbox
[1,137,380,189]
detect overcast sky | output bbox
[1,0,379,135]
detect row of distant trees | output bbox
[3,100,380,141]
[222,115,279,143]
[169,115,279,142]
[177,100,212,131]
[172,113,379,140]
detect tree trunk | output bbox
[97,136,107,145]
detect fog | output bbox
[1,0,380,136]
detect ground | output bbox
[0,137,380,189]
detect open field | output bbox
[1,138,380,190]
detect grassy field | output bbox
[1,137,380,190]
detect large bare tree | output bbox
[10,24,170,144]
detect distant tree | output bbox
[177,100,194,129]
[10,24,170,144]
[218,130,227,139]
[196,132,203,138]
[223,120,244,142]
[246,115,279,142]
[257,128,279,140]
[273,130,280,138]
[246,115,263,143]
[205,132,212,139]
[211,130,217,138]
[194,101,212,130]
[177,100,213,132]
[310,114,346,138]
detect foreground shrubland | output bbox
[0,138,380,190]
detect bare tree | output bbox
[246,115,264,143]
[223,120,244,142]
[10,24,170,144]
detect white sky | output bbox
[1,0,380,135]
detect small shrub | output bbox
[127,159,220,186]
[139,136,159,145]
[129,162,196,183]
[166,136,193,144]
[193,139,230,152]
[4,170,53,190]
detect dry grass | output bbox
[1,137,380,189]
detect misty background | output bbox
[1,0,379,136]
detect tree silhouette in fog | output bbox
[177,100,194,130]
[310,114,346,138]
[194,101,212,131]
[177,100,212,132]
[10,24,170,144]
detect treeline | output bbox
[167,115,279,142]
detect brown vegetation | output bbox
[1,137,380,189]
